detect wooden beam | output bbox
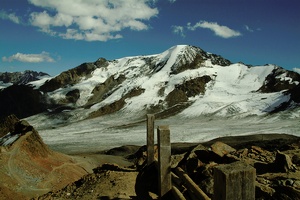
[175,167,211,200]
[146,114,155,165]
[172,186,186,200]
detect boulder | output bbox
[210,141,236,157]
[274,150,296,172]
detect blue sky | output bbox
[1,0,300,76]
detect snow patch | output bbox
[0,132,20,146]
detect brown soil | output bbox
[0,119,133,200]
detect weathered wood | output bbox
[146,114,155,165]
[171,172,182,187]
[187,189,201,200]
[172,185,186,200]
[213,161,256,200]
[157,125,171,198]
[175,167,211,200]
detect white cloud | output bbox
[2,52,55,63]
[187,21,241,38]
[27,0,158,41]
[245,25,254,32]
[169,0,177,3]
[293,68,300,74]
[172,25,185,37]
[0,10,21,24]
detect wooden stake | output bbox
[157,125,171,198]
[146,114,155,165]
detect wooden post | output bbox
[146,114,155,165]
[213,161,256,200]
[157,125,171,198]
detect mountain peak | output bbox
[153,45,231,74]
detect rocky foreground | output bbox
[38,134,300,199]
[1,115,300,199]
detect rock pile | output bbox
[132,135,300,199]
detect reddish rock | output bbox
[210,141,236,157]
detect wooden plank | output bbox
[172,185,187,200]
[157,125,171,198]
[175,167,211,200]
[146,114,155,165]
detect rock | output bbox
[255,182,275,199]
[286,179,294,186]
[210,141,236,157]
[0,114,19,137]
[293,180,300,189]
[199,177,214,197]
[274,150,297,172]
[171,153,186,168]
[186,157,203,174]
[273,186,300,199]
[65,89,80,104]
[0,85,47,119]
[237,148,249,157]
[292,154,300,165]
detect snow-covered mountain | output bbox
[17,44,300,153]
[0,70,50,89]
[31,45,300,120]
[1,45,300,122]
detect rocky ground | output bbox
[37,134,300,200]
[1,115,300,199]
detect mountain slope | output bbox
[1,45,300,121]
[0,115,89,199]
[35,45,299,121]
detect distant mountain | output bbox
[1,45,300,120]
[0,70,50,89]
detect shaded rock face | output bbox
[89,87,145,118]
[166,75,212,107]
[289,85,300,103]
[259,66,300,93]
[40,63,96,93]
[169,47,231,75]
[0,115,19,138]
[0,85,47,119]
[85,74,126,108]
[40,58,108,93]
[65,89,80,104]
[0,70,49,85]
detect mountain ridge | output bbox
[0,70,50,89]
[1,45,300,121]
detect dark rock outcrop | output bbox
[0,85,47,119]
[165,76,211,107]
[259,66,300,93]
[0,115,19,138]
